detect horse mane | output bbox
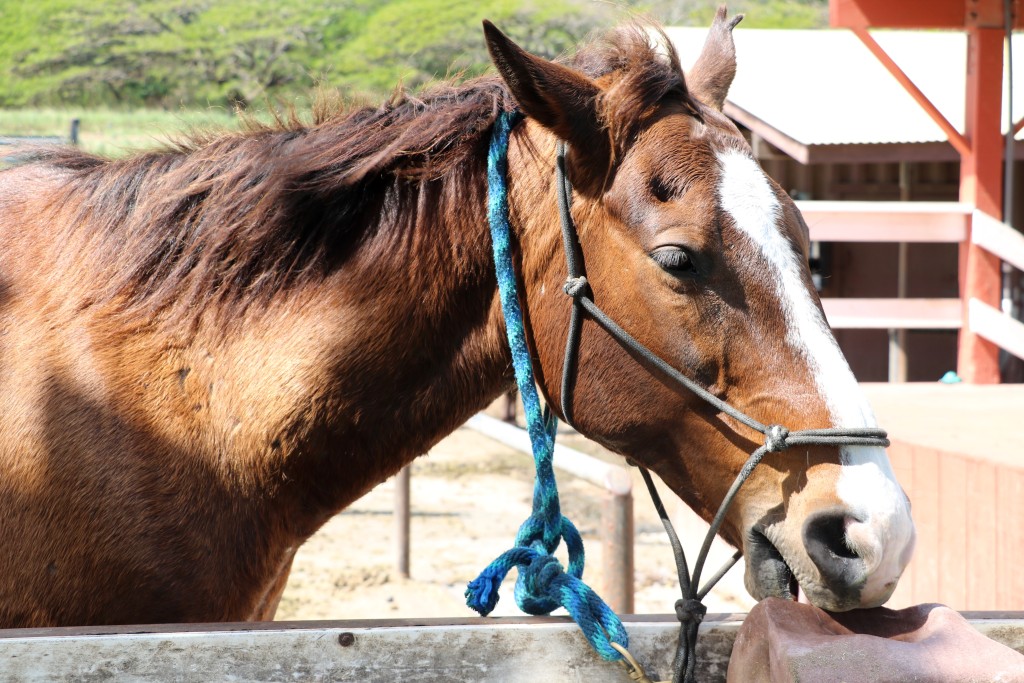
[28,23,692,326]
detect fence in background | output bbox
[797,200,1024,373]
[394,414,635,614]
[0,118,79,165]
[464,413,635,614]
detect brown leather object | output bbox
[727,597,1024,682]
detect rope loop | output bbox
[563,275,590,299]
[466,537,627,659]
[674,598,707,625]
[513,511,583,563]
[514,514,557,555]
[763,424,790,452]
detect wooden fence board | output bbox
[996,468,1024,609]
[966,459,999,610]
[937,454,968,608]
[911,446,941,603]
[885,443,916,608]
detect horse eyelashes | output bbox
[649,177,675,203]
[651,246,695,274]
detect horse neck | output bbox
[198,158,516,536]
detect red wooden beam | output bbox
[958,27,1005,383]
[831,0,966,28]
[851,27,971,157]
[831,0,1023,29]
[834,0,1012,382]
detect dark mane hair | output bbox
[29,22,691,324]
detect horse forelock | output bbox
[572,23,698,158]
[22,21,693,330]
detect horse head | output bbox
[484,9,915,612]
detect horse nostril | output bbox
[802,511,866,590]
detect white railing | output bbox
[822,298,962,329]
[796,200,1024,363]
[797,200,971,243]
[967,210,1024,360]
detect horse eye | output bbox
[651,246,697,275]
[649,177,674,203]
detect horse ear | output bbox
[483,20,609,182]
[686,6,743,111]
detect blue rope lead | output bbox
[465,110,629,662]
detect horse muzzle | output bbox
[745,500,916,612]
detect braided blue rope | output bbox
[464,110,629,662]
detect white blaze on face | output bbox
[716,148,914,602]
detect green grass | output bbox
[1,106,246,157]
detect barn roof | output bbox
[663,27,1024,163]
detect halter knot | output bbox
[514,552,566,614]
[563,276,590,299]
[675,598,707,625]
[764,424,790,452]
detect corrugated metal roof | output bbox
[662,27,1024,148]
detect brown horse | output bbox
[0,9,913,628]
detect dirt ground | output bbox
[276,408,755,622]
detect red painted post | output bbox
[957,25,1004,383]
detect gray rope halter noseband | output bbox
[552,142,890,683]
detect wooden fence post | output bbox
[601,489,634,614]
[395,465,411,578]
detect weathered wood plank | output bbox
[937,453,968,608]
[0,613,1022,682]
[0,616,742,683]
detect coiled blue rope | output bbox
[464,110,629,662]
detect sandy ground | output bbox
[276,410,755,622]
